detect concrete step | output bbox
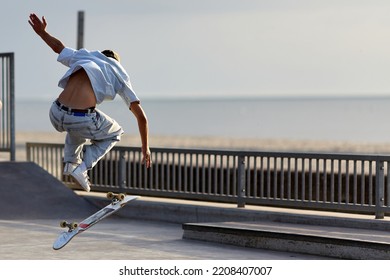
[182,221,390,260]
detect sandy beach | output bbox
[3,131,390,162]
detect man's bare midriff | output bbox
[57,68,97,109]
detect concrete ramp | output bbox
[0,162,97,219]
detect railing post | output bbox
[26,143,31,162]
[9,53,15,161]
[0,53,15,161]
[119,150,126,193]
[375,160,385,219]
[237,155,246,208]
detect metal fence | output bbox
[26,142,390,219]
[0,53,15,161]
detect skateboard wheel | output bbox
[107,192,114,199]
[118,193,126,201]
[60,221,67,228]
[70,222,78,229]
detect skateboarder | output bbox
[28,13,151,192]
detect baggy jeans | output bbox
[49,101,124,169]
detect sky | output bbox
[3,0,390,100]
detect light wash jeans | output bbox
[49,101,124,169]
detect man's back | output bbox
[57,68,97,109]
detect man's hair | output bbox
[102,49,120,62]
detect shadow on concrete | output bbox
[0,162,97,220]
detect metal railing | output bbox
[26,142,390,219]
[0,53,15,160]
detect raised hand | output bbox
[28,13,47,35]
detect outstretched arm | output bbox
[28,13,65,54]
[130,102,152,168]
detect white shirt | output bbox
[57,47,140,107]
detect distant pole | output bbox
[77,11,85,49]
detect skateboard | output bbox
[53,192,139,250]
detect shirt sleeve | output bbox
[57,47,77,67]
[119,81,140,108]
[107,60,141,108]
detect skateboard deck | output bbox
[53,193,139,250]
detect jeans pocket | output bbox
[65,115,97,136]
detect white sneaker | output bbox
[63,162,78,176]
[70,162,91,192]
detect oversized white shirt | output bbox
[57,47,140,107]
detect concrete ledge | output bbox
[182,222,390,260]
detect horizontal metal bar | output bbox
[25,142,390,161]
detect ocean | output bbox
[14,96,390,143]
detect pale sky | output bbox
[3,0,390,100]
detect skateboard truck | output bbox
[60,221,78,232]
[107,192,125,205]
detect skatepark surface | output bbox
[0,162,326,260]
[0,162,389,260]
